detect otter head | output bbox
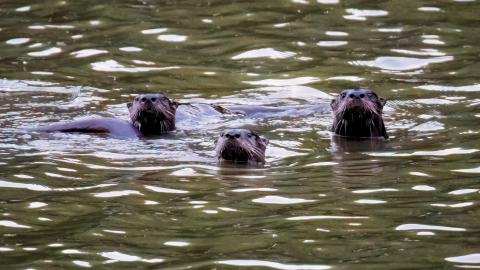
[330,89,388,138]
[214,129,269,163]
[127,93,179,134]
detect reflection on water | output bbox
[2,0,480,269]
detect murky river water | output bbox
[1,0,480,269]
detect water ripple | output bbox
[62,249,88,254]
[0,180,114,192]
[354,199,386,204]
[217,260,331,270]
[157,35,187,42]
[233,188,278,192]
[164,241,190,246]
[350,56,453,71]
[396,224,465,231]
[431,202,473,208]
[326,76,364,81]
[416,84,480,91]
[0,220,31,228]
[29,202,47,208]
[119,47,142,52]
[93,190,143,197]
[28,47,62,57]
[71,49,108,58]
[16,6,30,12]
[6,38,30,45]
[453,167,480,173]
[288,216,368,220]
[344,9,388,20]
[91,60,180,73]
[253,196,315,204]
[73,261,91,267]
[243,77,320,86]
[369,148,478,157]
[446,254,480,263]
[412,185,436,191]
[419,7,441,11]
[141,28,167,34]
[317,41,347,47]
[100,251,164,263]
[144,185,188,194]
[449,189,479,195]
[317,0,338,3]
[392,48,445,56]
[325,31,348,36]
[232,48,296,60]
[353,188,398,193]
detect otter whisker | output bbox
[371,118,379,137]
[334,118,345,134]
[246,143,261,157]
[368,119,374,138]
[250,146,265,160]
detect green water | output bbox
[1,0,480,269]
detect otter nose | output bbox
[349,92,366,99]
[140,95,158,102]
[225,131,241,139]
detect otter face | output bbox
[331,89,386,113]
[214,129,269,163]
[127,93,179,134]
[331,89,388,138]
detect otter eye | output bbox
[151,98,156,102]
[247,133,252,137]
[341,93,346,98]
[220,133,224,137]
[135,98,139,101]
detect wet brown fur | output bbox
[29,93,178,138]
[127,93,178,134]
[214,129,269,163]
[331,89,388,138]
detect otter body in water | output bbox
[331,89,388,138]
[30,93,178,138]
[215,129,269,163]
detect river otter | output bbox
[29,93,179,138]
[214,129,269,163]
[331,89,388,138]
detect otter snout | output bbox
[140,94,158,103]
[225,130,241,139]
[348,91,366,99]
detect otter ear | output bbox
[259,136,269,146]
[127,102,133,109]
[379,97,387,107]
[171,101,179,108]
[330,99,338,110]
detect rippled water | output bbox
[2,0,480,269]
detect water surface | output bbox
[1,0,480,269]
